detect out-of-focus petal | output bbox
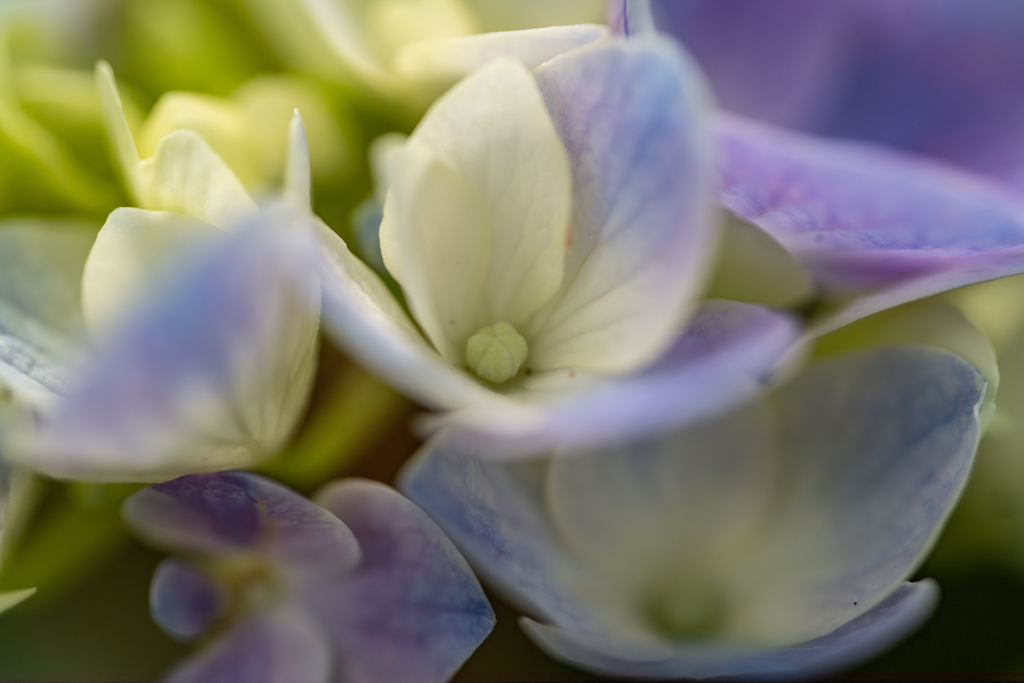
[470,0,605,31]
[81,208,222,335]
[717,115,1024,311]
[312,479,494,683]
[436,301,799,456]
[520,580,936,681]
[647,0,849,128]
[0,219,95,402]
[653,1,1024,190]
[730,347,983,645]
[124,472,360,573]
[815,298,999,429]
[706,214,814,307]
[400,439,601,633]
[383,58,572,360]
[95,62,257,226]
[543,401,777,591]
[393,25,607,84]
[0,588,35,615]
[166,606,331,683]
[524,37,717,374]
[283,112,311,212]
[606,0,654,37]
[14,213,320,481]
[151,558,225,641]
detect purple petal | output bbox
[400,439,602,635]
[649,0,853,129]
[520,581,936,680]
[606,0,654,37]
[19,211,321,482]
[151,558,225,642]
[436,301,799,456]
[123,472,360,575]
[166,606,331,683]
[309,480,495,683]
[717,115,1024,305]
[654,0,1024,189]
[525,36,717,374]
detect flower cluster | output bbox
[0,0,1021,680]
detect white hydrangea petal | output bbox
[393,25,608,83]
[81,208,223,335]
[379,140,493,363]
[317,219,494,410]
[431,301,799,455]
[402,58,572,329]
[544,401,779,591]
[525,37,717,373]
[520,580,936,681]
[731,347,983,646]
[95,62,257,226]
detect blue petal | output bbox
[150,558,225,642]
[123,472,360,574]
[310,480,494,683]
[717,115,1024,311]
[166,606,331,683]
[520,581,937,681]
[400,439,601,635]
[525,35,717,374]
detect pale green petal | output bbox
[393,24,607,86]
[81,208,223,335]
[467,0,605,31]
[815,298,999,430]
[235,75,355,184]
[283,112,311,212]
[0,588,34,614]
[0,47,115,213]
[406,57,571,330]
[296,0,478,90]
[706,213,814,308]
[95,61,256,226]
[138,91,266,189]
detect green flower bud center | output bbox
[644,573,727,641]
[465,322,528,385]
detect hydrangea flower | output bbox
[0,65,324,481]
[311,36,800,453]
[123,471,495,683]
[402,344,986,679]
